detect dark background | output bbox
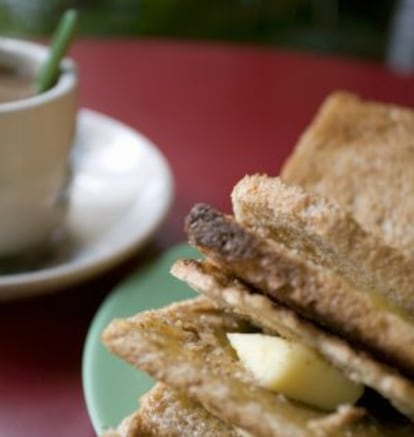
[0,0,397,60]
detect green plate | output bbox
[82,243,199,434]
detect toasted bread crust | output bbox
[185,203,414,377]
[281,91,414,258]
[102,297,392,437]
[171,258,414,421]
[101,383,238,437]
[109,383,239,437]
[101,410,143,437]
[232,174,414,317]
[137,383,238,436]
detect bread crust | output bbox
[136,383,238,436]
[103,383,238,437]
[232,174,414,317]
[185,203,414,378]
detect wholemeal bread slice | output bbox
[185,203,414,378]
[102,297,402,437]
[102,382,238,437]
[281,91,414,258]
[171,258,414,421]
[101,409,142,437]
[232,174,414,316]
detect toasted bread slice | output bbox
[134,383,239,436]
[102,383,386,437]
[281,91,414,258]
[171,258,414,420]
[232,174,414,316]
[185,203,414,377]
[102,297,399,437]
[102,383,238,437]
[101,409,142,437]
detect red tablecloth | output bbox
[1,39,414,437]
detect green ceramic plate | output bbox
[82,243,199,434]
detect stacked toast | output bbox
[102,92,414,436]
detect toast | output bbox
[102,297,414,436]
[281,91,414,258]
[171,258,414,420]
[232,174,414,316]
[102,383,238,437]
[101,91,414,434]
[185,203,414,377]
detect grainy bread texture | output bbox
[281,91,414,258]
[171,258,414,421]
[102,92,414,435]
[232,174,414,317]
[101,409,142,437]
[185,203,414,378]
[102,297,396,437]
[102,383,238,437]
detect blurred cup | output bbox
[0,37,77,258]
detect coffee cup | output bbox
[0,37,77,258]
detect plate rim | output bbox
[82,243,198,434]
[0,108,174,299]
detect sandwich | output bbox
[103,296,414,436]
[101,92,414,436]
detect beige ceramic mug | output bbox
[0,38,77,257]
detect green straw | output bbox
[34,9,78,93]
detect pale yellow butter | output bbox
[227,333,364,411]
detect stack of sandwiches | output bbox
[102,92,414,436]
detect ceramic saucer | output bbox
[0,109,173,300]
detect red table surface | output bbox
[1,39,414,436]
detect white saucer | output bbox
[0,109,173,300]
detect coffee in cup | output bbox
[0,37,77,259]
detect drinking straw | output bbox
[34,9,78,93]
